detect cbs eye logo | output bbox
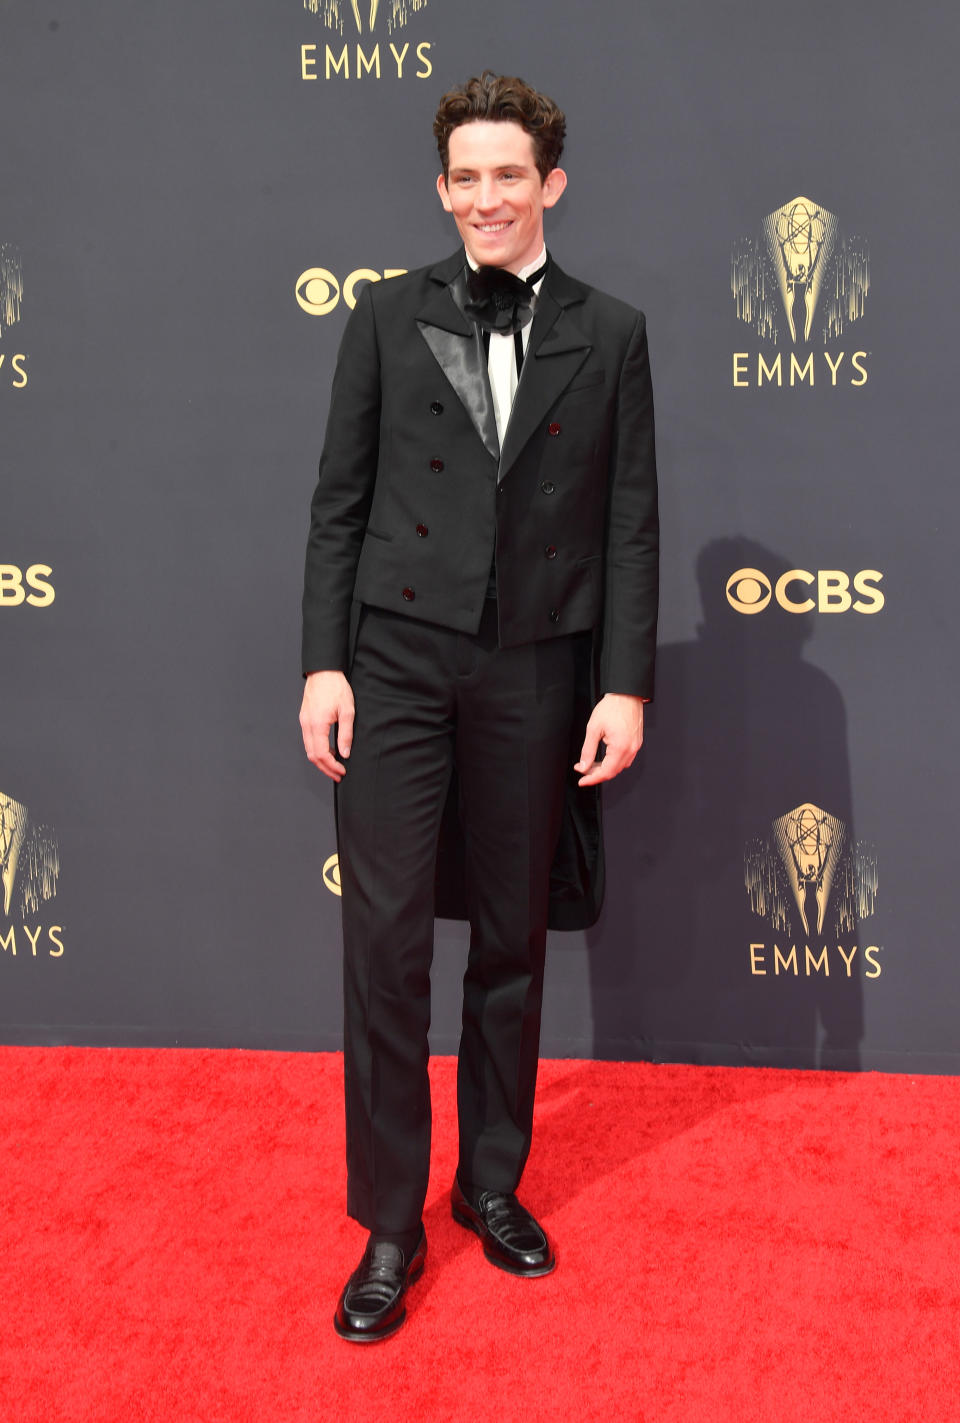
[322,852,342,896]
[725,567,884,615]
[295,266,406,316]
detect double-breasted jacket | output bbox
[302,249,659,928]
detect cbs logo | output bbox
[0,564,55,607]
[295,267,407,316]
[322,852,342,896]
[726,567,884,615]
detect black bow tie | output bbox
[463,261,547,336]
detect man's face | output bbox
[436,120,567,274]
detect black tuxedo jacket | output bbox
[302,250,659,927]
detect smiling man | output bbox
[300,71,659,1343]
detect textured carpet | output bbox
[1,1047,958,1422]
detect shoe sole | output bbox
[451,1203,557,1277]
[333,1253,426,1343]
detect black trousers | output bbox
[336,600,576,1232]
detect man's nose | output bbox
[475,179,500,211]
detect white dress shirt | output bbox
[465,246,547,447]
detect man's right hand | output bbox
[299,671,355,782]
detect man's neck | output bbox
[464,246,548,284]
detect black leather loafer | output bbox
[334,1226,427,1342]
[451,1178,556,1277]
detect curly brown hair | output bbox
[433,71,566,183]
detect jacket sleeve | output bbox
[598,310,659,699]
[301,284,382,674]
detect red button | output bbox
[548,422,561,437]
[430,458,444,472]
[402,587,416,601]
[545,545,557,559]
[416,524,428,537]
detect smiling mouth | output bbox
[476,221,513,233]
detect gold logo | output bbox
[732,197,869,345]
[296,266,406,315]
[725,568,771,614]
[0,244,28,389]
[301,0,433,79]
[726,567,883,615]
[0,791,60,920]
[745,801,880,979]
[304,0,428,32]
[322,852,342,896]
[770,803,847,938]
[1,244,23,338]
[296,267,341,315]
[0,564,56,607]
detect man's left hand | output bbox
[575,693,645,786]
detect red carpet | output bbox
[1,1048,958,1422]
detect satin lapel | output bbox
[498,289,592,480]
[416,279,499,462]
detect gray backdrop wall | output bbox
[2,0,956,1071]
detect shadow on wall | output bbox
[587,536,866,1070]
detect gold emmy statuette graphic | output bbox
[763,198,837,344]
[0,244,24,338]
[352,0,377,29]
[0,791,60,919]
[772,802,845,938]
[745,802,879,959]
[304,0,427,31]
[0,791,28,917]
[731,197,869,346]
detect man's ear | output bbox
[541,167,568,210]
[436,172,454,213]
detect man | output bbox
[300,71,658,1342]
